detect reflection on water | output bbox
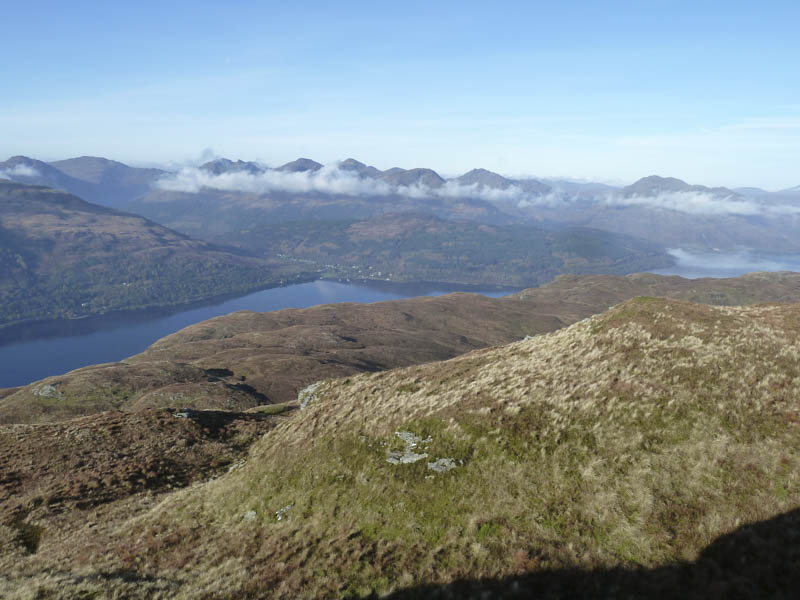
[652,249,800,279]
[0,280,512,388]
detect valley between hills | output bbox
[2,155,800,598]
[2,272,800,598]
[4,153,800,330]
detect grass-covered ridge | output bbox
[10,297,794,598]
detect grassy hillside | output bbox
[5,271,800,425]
[0,293,564,424]
[2,297,798,598]
[0,180,310,327]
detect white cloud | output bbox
[606,191,800,216]
[157,164,394,196]
[154,164,800,218]
[656,248,800,278]
[611,191,763,216]
[439,180,524,203]
[517,191,580,209]
[155,164,551,205]
[0,164,40,180]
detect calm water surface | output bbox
[0,280,511,388]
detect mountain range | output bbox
[2,147,800,598]
[4,153,800,322]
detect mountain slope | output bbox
[0,180,307,327]
[126,183,514,238]
[1,156,164,207]
[49,156,164,189]
[456,168,515,190]
[215,213,672,287]
[3,297,799,598]
[0,156,94,199]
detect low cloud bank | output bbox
[158,165,394,196]
[155,165,546,205]
[0,164,40,180]
[155,164,800,218]
[611,191,800,216]
[654,248,800,278]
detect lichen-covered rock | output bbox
[32,384,59,398]
[242,510,256,522]
[297,382,322,409]
[386,431,431,464]
[427,458,458,473]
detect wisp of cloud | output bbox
[0,164,41,180]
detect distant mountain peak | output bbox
[380,167,445,188]
[278,158,323,173]
[55,156,124,166]
[338,158,382,178]
[629,175,691,191]
[200,158,263,175]
[339,158,366,169]
[49,156,166,188]
[456,168,514,190]
[4,155,48,167]
[624,175,740,198]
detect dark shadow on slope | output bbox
[376,508,800,600]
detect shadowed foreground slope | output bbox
[382,508,800,599]
[2,297,798,598]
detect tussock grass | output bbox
[5,297,800,598]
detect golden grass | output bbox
[4,298,800,598]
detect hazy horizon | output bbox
[3,151,799,195]
[2,1,799,189]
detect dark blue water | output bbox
[0,280,511,388]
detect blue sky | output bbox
[2,1,799,188]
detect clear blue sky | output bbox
[2,1,799,188]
